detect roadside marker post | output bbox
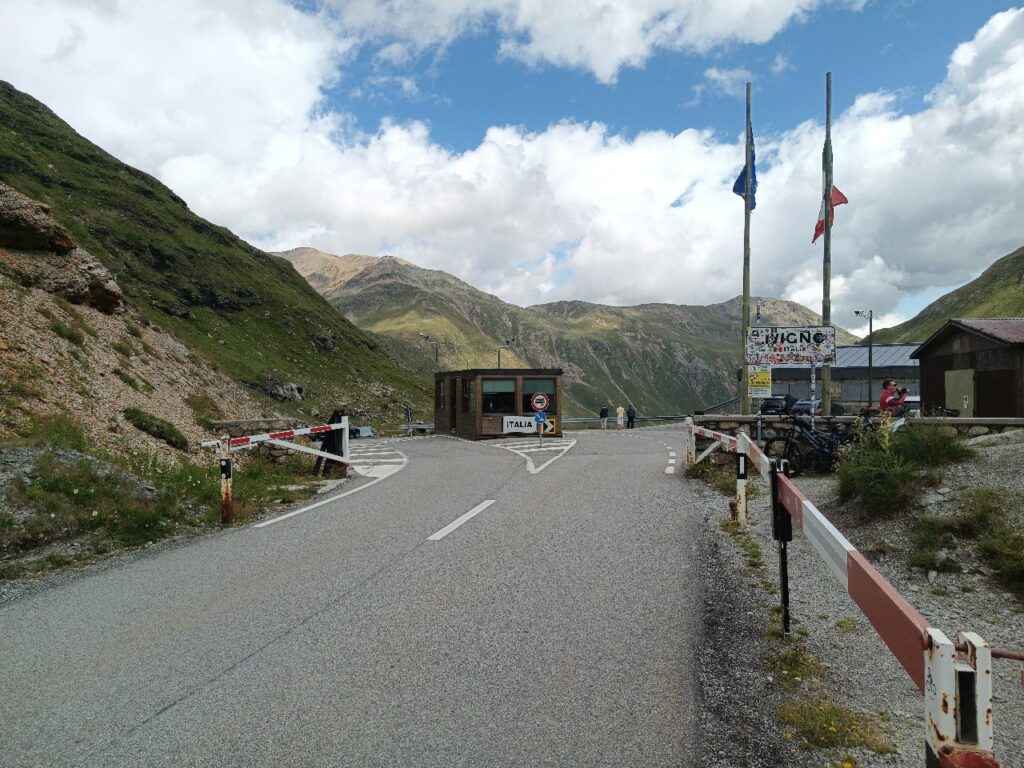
[735,432,750,530]
[201,418,350,525]
[683,420,1008,765]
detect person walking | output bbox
[626,403,637,429]
[599,404,609,429]
[615,404,625,429]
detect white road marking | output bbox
[664,466,675,474]
[428,500,496,541]
[255,449,408,528]
[669,452,676,458]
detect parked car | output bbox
[791,398,844,416]
[759,394,796,415]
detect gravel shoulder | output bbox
[695,442,1024,767]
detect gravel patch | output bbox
[694,442,1024,767]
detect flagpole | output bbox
[740,81,752,415]
[821,72,833,416]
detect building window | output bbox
[461,379,475,414]
[435,380,444,409]
[482,378,517,414]
[522,378,556,414]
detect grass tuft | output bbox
[777,698,895,753]
[123,407,188,450]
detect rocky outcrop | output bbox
[0,182,123,313]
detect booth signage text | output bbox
[502,415,537,434]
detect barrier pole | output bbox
[684,418,696,467]
[770,459,792,635]
[735,433,749,530]
[218,439,233,526]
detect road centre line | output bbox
[428,500,496,541]
[664,466,675,474]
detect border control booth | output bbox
[434,369,564,440]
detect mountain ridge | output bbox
[278,247,857,415]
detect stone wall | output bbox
[693,414,1024,456]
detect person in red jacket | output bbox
[879,379,909,414]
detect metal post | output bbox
[867,310,873,408]
[740,81,753,416]
[219,440,233,526]
[498,347,502,369]
[770,460,792,635]
[822,71,833,417]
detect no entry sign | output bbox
[530,392,549,411]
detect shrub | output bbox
[123,407,188,450]
[6,412,90,452]
[185,393,223,431]
[895,425,974,465]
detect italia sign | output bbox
[745,326,836,365]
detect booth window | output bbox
[435,380,444,409]
[461,379,475,414]
[522,379,557,413]
[482,379,516,414]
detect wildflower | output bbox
[73,489,79,495]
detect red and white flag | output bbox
[812,184,848,243]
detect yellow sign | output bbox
[748,366,772,398]
[542,418,557,434]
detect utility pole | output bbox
[855,309,873,407]
[497,337,515,369]
[419,332,441,370]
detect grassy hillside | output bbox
[872,245,1024,344]
[280,249,856,416]
[0,82,429,423]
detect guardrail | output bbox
[682,418,1003,767]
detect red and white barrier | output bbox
[201,418,350,526]
[682,418,1000,766]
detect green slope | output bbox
[872,245,1024,344]
[281,249,856,416]
[0,81,428,423]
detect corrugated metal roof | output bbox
[773,344,919,369]
[955,318,1024,344]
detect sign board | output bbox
[748,365,772,398]
[541,418,557,434]
[745,326,836,365]
[533,411,547,424]
[530,392,550,411]
[503,415,537,434]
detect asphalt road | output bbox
[0,427,705,767]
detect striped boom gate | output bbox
[201,418,350,526]
[682,419,1001,766]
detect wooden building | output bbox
[911,318,1024,417]
[434,368,564,439]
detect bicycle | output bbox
[777,415,851,476]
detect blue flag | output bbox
[732,135,757,210]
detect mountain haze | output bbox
[279,248,857,416]
[872,245,1024,344]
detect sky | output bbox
[1,1,1023,336]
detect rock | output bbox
[0,184,123,313]
[263,379,304,401]
[966,428,1024,447]
[0,182,76,251]
[967,426,991,437]
[927,570,938,584]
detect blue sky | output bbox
[2,1,1023,336]
[338,1,1011,154]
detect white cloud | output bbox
[704,67,754,98]
[329,0,825,83]
[0,1,1022,338]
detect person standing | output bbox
[599,404,609,429]
[879,379,909,415]
[626,403,637,429]
[616,404,625,429]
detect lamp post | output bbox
[419,332,441,370]
[497,337,516,369]
[854,310,873,408]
